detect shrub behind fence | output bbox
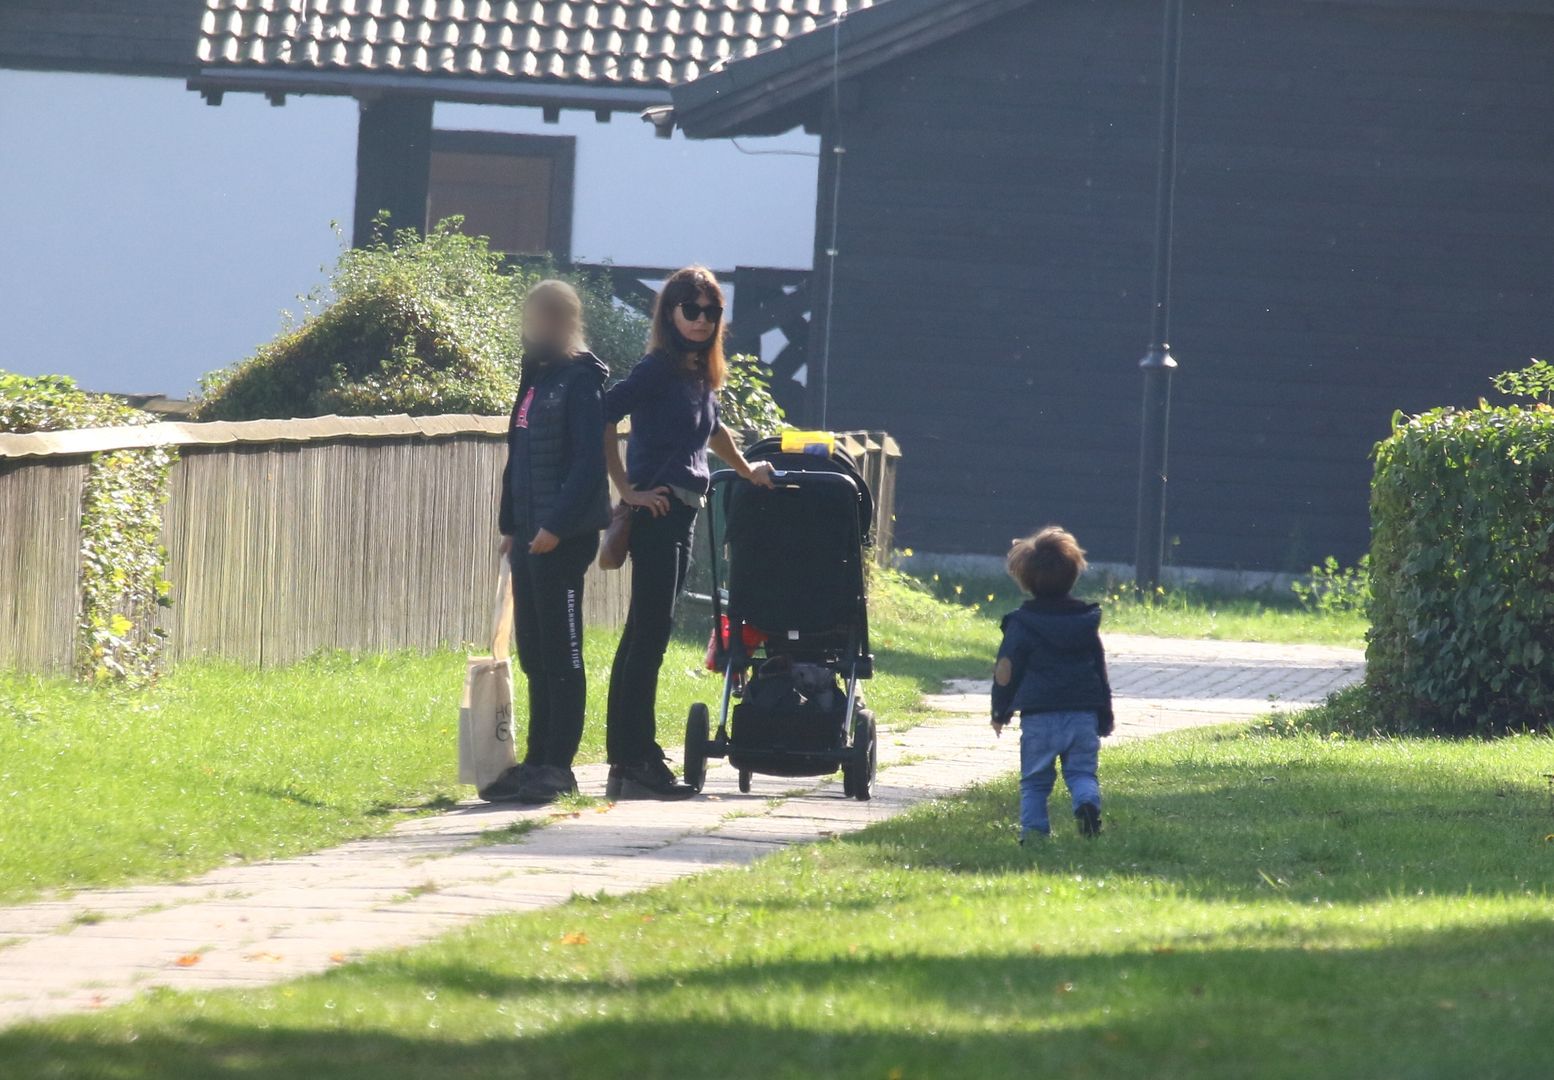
[1369,404,1554,734]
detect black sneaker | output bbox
[478,763,536,803]
[551,765,581,796]
[606,755,695,801]
[1075,803,1102,838]
[522,765,577,802]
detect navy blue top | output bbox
[991,596,1114,730]
[603,351,723,497]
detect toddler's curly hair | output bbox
[1007,526,1087,598]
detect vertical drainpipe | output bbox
[1134,0,1185,591]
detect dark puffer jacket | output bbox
[498,351,611,541]
[991,596,1115,734]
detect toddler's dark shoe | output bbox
[606,754,695,801]
[1075,803,1102,838]
[1019,828,1049,847]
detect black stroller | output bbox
[682,436,879,800]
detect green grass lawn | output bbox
[899,561,1368,648]
[0,574,994,903]
[8,724,1551,1078]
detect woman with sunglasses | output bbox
[602,266,775,799]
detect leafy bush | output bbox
[1255,684,1381,739]
[575,274,650,379]
[195,219,526,420]
[1368,398,1554,735]
[1291,555,1371,616]
[720,354,786,438]
[0,372,146,433]
[0,371,172,683]
[1491,358,1554,405]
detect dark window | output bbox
[427,131,575,259]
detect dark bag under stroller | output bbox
[733,657,848,754]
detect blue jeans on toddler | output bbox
[1020,711,1102,837]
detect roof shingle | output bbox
[196,0,879,89]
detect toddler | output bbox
[992,527,1114,843]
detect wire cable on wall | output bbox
[816,8,847,428]
[731,139,820,158]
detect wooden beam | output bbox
[352,96,434,247]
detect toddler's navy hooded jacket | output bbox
[992,596,1115,734]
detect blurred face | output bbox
[523,300,571,350]
[671,287,722,345]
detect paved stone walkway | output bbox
[0,634,1362,1027]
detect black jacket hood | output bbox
[574,350,610,383]
[533,349,608,384]
[1006,596,1103,651]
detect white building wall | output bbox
[0,69,818,396]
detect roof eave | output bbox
[187,67,673,111]
[670,0,1037,139]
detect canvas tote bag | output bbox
[457,561,518,790]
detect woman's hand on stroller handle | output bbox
[743,461,778,488]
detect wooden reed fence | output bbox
[0,417,899,674]
[0,457,87,673]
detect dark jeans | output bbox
[606,501,697,764]
[511,531,598,769]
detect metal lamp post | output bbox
[1134,0,1184,592]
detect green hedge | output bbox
[1369,402,1554,734]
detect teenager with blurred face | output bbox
[483,280,610,805]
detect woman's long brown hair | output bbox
[648,265,727,390]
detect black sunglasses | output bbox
[677,300,724,324]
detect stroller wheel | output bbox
[738,769,753,794]
[848,710,877,802]
[683,703,710,794]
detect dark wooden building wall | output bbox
[818,0,1554,570]
[0,0,204,78]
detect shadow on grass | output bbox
[242,784,335,811]
[857,730,1554,903]
[6,922,1552,1079]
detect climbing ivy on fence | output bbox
[1,371,174,683]
[77,447,175,682]
[1369,381,1554,734]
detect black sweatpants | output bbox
[511,531,599,769]
[606,501,697,765]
